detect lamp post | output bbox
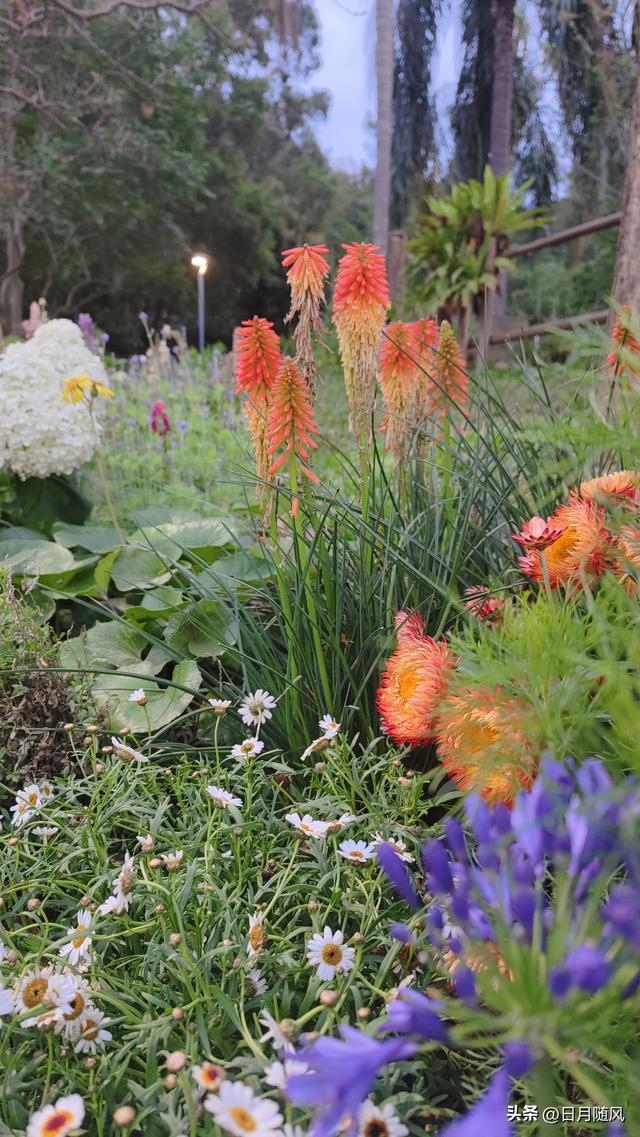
[190,253,209,352]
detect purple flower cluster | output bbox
[285,758,638,1137]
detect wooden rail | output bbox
[510,212,621,258]
[490,308,609,345]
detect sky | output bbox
[310,0,463,170]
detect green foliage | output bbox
[391,0,440,227]
[406,168,544,317]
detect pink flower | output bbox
[511,515,564,550]
[150,401,171,435]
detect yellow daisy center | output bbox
[364,1122,389,1137]
[81,1019,100,1040]
[23,977,48,1008]
[229,1107,257,1132]
[64,993,86,1021]
[201,1064,220,1086]
[249,924,264,951]
[72,923,89,949]
[321,944,343,965]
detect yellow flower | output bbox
[62,373,114,404]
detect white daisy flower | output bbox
[38,970,77,1020]
[17,783,43,810]
[161,850,184,871]
[136,834,155,852]
[207,785,243,809]
[54,976,94,1039]
[238,689,277,728]
[14,966,53,1016]
[326,813,357,833]
[258,1009,294,1052]
[32,826,59,842]
[110,737,148,763]
[231,737,265,760]
[99,851,136,915]
[27,1094,85,1137]
[358,1100,408,1137]
[11,799,35,828]
[128,688,147,705]
[318,714,341,738]
[285,812,330,838]
[371,834,414,863]
[300,736,332,761]
[247,969,267,996]
[283,1126,305,1137]
[263,1058,309,1091]
[338,839,376,864]
[204,1079,283,1137]
[247,914,265,956]
[192,1061,224,1094]
[0,982,14,1017]
[209,698,232,714]
[306,926,355,981]
[59,909,93,967]
[74,1009,112,1053]
[39,780,54,800]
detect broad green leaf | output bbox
[123,586,185,624]
[164,597,237,659]
[53,523,121,553]
[93,659,201,731]
[0,540,75,575]
[82,621,148,668]
[112,546,173,591]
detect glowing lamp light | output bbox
[191,253,209,275]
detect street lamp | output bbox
[190,253,209,352]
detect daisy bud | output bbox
[26,898,40,911]
[60,1047,68,1056]
[113,1106,137,1127]
[154,903,165,914]
[398,776,412,786]
[64,721,75,731]
[149,857,161,868]
[83,736,92,746]
[95,762,105,773]
[307,900,319,911]
[393,759,402,767]
[86,1057,96,1069]
[169,933,181,947]
[86,723,99,732]
[171,1007,184,1020]
[164,1074,177,1089]
[357,1007,371,1019]
[165,1050,186,1072]
[101,746,113,754]
[6,949,18,964]
[8,837,18,846]
[352,932,364,942]
[319,989,339,1006]
[222,938,233,946]
[314,762,325,772]
[80,895,91,906]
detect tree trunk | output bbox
[0,215,25,337]
[611,58,640,320]
[488,0,516,176]
[373,0,394,257]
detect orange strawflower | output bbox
[606,306,640,377]
[517,495,613,591]
[511,515,565,550]
[432,320,468,419]
[379,322,420,461]
[234,317,281,508]
[579,470,640,504]
[435,685,538,807]
[614,524,640,595]
[282,244,330,393]
[332,242,390,453]
[463,586,506,623]
[409,317,439,424]
[266,358,319,484]
[377,610,457,747]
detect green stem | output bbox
[270,498,303,729]
[529,1055,560,1137]
[289,453,332,710]
[90,403,125,545]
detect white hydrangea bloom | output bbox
[0,318,109,479]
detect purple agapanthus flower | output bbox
[439,1069,512,1137]
[138,310,149,322]
[382,989,449,1043]
[286,1026,415,1137]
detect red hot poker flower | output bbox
[266,358,319,483]
[234,317,281,401]
[281,244,330,393]
[379,322,420,462]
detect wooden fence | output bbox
[490,211,621,346]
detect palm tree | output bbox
[488,0,516,175]
[373,0,394,256]
[612,56,640,317]
[391,0,440,228]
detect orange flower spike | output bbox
[606,306,640,377]
[434,320,468,418]
[379,322,420,461]
[234,317,281,401]
[410,317,439,422]
[266,358,319,483]
[282,244,330,394]
[332,242,391,451]
[376,610,457,747]
[436,685,538,807]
